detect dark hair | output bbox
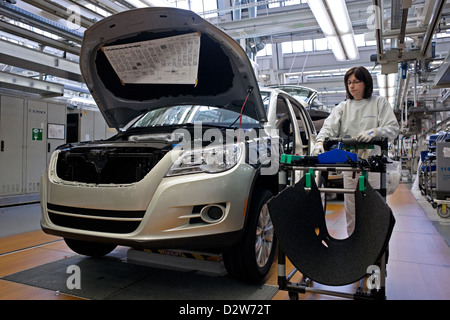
[344,66,373,99]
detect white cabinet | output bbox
[0,94,66,196]
[0,95,24,196]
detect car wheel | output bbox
[223,188,276,282]
[64,238,117,257]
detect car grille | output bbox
[47,203,145,233]
[55,146,162,184]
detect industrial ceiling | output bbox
[0,0,449,134]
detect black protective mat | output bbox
[268,176,395,286]
[2,255,277,300]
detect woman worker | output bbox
[312,66,399,236]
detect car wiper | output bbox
[228,116,240,128]
[127,123,194,130]
[156,123,196,128]
[164,123,232,130]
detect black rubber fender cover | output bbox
[267,175,395,286]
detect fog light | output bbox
[200,204,225,223]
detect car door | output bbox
[286,95,316,156]
[275,94,298,155]
[285,95,325,198]
[276,93,315,157]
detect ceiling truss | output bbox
[0,0,448,129]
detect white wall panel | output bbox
[25,99,47,194]
[0,95,24,196]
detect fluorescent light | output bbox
[341,33,359,60]
[387,73,397,87]
[377,74,387,87]
[326,0,352,34]
[377,73,398,107]
[327,36,346,61]
[307,0,335,36]
[141,0,174,6]
[126,0,147,8]
[307,0,359,61]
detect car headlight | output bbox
[166,144,242,176]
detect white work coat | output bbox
[316,95,399,235]
[317,95,399,156]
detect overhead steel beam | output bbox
[373,0,384,63]
[216,7,321,40]
[0,1,83,43]
[0,71,64,97]
[421,0,446,58]
[0,39,82,83]
[382,26,428,38]
[396,0,412,60]
[112,0,137,10]
[65,0,114,18]
[433,51,450,88]
[0,20,80,55]
[391,0,402,30]
[212,1,372,40]
[20,0,98,29]
[80,0,128,14]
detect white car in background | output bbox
[40,7,317,282]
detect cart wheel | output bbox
[288,291,299,300]
[437,205,450,219]
[432,202,438,209]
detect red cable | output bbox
[238,92,250,142]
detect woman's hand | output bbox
[356,129,377,143]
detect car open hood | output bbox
[79,7,266,130]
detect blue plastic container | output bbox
[420,150,429,161]
[429,134,439,146]
[318,149,357,164]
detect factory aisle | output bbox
[269,182,450,300]
[0,183,449,300]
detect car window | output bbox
[130,105,260,128]
[132,105,192,127]
[287,97,316,153]
[275,96,296,155]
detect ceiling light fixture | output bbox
[306,0,359,61]
[126,0,147,8]
[141,0,174,7]
[377,73,398,108]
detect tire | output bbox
[223,188,276,282]
[64,238,117,257]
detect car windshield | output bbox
[130,105,261,129]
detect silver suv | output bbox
[40,7,317,282]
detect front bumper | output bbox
[40,152,255,249]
